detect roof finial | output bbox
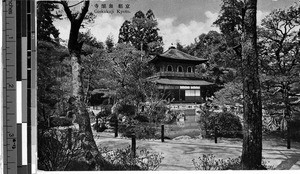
[169,43,176,50]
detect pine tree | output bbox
[259,4,300,148]
[37,1,61,43]
[118,9,163,55]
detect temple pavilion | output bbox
[149,46,213,104]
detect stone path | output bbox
[94,132,300,170]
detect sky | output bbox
[43,0,300,50]
[52,0,300,50]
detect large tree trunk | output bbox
[60,0,103,170]
[68,50,100,169]
[241,0,263,170]
[283,83,292,149]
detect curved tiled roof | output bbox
[154,78,213,86]
[149,47,207,64]
[159,47,207,62]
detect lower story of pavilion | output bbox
[154,78,214,103]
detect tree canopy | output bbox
[259,4,300,120]
[37,1,61,43]
[118,9,163,55]
[213,0,244,50]
[104,44,156,106]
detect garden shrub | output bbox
[134,113,149,123]
[164,110,178,124]
[291,130,300,142]
[115,101,168,139]
[118,119,136,137]
[290,119,300,142]
[38,128,163,171]
[92,105,114,132]
[96,105,112,119]
[192,154,274,170]
[262,115,281,133]
[192,154,240,170]
[92,122,107,132]
[197,106,211,137]
[264,117,300,142]
[205,112,243,138]
[118,120,159,139]
[145,101,169,123]
[114,103,136,117]
[108,113,118,127]
[38,128,82,171]
[133,124,159,139]
[99,146,164,170]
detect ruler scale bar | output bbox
[3,0,36,174]
[3,0,18,174]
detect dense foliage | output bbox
[259,5,300,123]
[118,120,159,139]
[213,0,243,49]
[100,146,163,170]
[38,128,82,171]
[193,154,241,170]
[192,154,273,170]
[213,82,242,106]
[203,112,243,138]
[37,3,71,128]
[38,128,163,171]
[118,10,163,55]
[37,1,61,43]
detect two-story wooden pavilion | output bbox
[149,47,213,104]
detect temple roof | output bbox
[149,47,207,64]
[153,78,213,86]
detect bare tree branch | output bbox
[68,1,84,8]
[76,0,90,23]
[61,0,73,21]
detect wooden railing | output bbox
[155,71,196,78]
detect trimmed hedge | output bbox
[206,112,243,138]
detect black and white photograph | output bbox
[26,0,300,171]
